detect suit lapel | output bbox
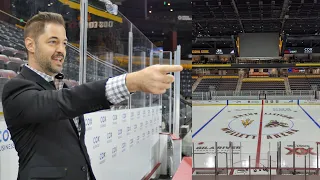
[19,65,56,90]
[20,66,83,138]
[62,82,82,138]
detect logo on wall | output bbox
[241,119,254,128]
[154,116,157,124]
[130,112,134,120]
[112,147,117,158]
[100,116,107,128]
[137,136,140,144]
[304,48,313,54]
[99,152,106,164]
[106,132,112,143]
[93,136,100,149]
[177,15,192,21]
[118,129,123,139]
[127,126,131,135]
[216,49,223,54]
[137,111,141,119]
[152,128,154,135]
[195,142,241,154]
[85,118,93,131]
[152,109,155,115]
[112,115,117,125]
[142,133,146,140]
[122,113,127,123]
[143,110,146,117]
[147,130,150,138]
[222,113,299,140]
[140,122,143,130]
[134,124,138,132]
[129,138,134,148]
[0,129,15,152]
[145,120,148,128]
[0,129,11,143]
[285,144,316,155]
[265,120,289,128]
[122,142,126,152]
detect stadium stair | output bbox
[283,77,291,94]
[192,77,203,92]
[235,75,243,93]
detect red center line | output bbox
[255,100,264,168]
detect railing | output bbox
[192,141,320,177]
[192,90,316,100]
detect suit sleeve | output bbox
[2,78,112,126]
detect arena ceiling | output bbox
[193,0,320,48]
[120,0,191,58]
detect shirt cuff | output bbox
[105,74,130,104]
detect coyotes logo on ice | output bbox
[265,120,289,128]
[241,119,254,128]
[222,113,299,139]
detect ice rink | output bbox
[192,103,320,174]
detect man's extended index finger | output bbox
[158,65,183,73]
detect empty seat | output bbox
[217,78,238,91]
[288,78,311,90]
[0,69,17,78]
[15,51,27,59]
[6,61,21,72]
[241,81,286,91]
[1,47,16,57]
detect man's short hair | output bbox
[24,12,65,41]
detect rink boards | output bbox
[192,100,320,169]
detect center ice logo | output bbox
[221,113,299,140]
[265,120,289,128]
[241,119,254,128]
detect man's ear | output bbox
[25,37,35,54]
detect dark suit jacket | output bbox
[2,66,112,180]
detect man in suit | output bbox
[2,12,182,180]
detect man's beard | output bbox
[34,46,62,75]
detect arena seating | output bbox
[288,77,311,90]
[194,76,239,92]
[181,70,192,97]
[191,78,197,86]
[308,77,320,90]
[241,81,286,91]
[194,78,220,92]
[216,78,238,91]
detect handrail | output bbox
[67,43,127,74]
